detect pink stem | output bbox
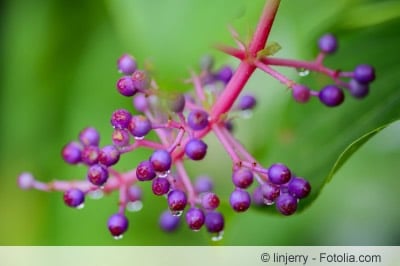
[174,160,196,206]
[191,70,206,102]
[254,60,294,87]
[212,124,241,165]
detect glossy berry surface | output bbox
[205,211,224,233]
[111,109,132,129]
[292,84,311,103]
[261,182,280,201]
[132,94,148,112]
[79,127,100,146]
[107,213,129,238]
[238,94,257,110]
[318,33,337,54]
[288,177,311,199]
[98,145,120,166]
[187,110,209,131]
[232,168,254,189]
[216,65,233,84]
[149,149,172,172]
[63,189,85,208]
[132,70,149,91]
[81,145,100,165]
[136,160,156,181]
[275,193,298,215]
[349,79,369,99]
[152,177,170,196]
[111,128,130,147]
[268,163,291,185]
[117,54,137,75]
[229,189,251,212]
[167,189,187,212]
[127,185,142,202]
[319,85,344,107]
[116,76,136,96]
[87,164,109,186]
[61,142,81,164]
[159,210,180,232]
[185,208,205,231]
[185,138,207,160]
[201,192,220,210]
[354,64,375,84]
[128,115,152,138]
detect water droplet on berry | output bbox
[240,110,253,119]
[127,200,143,212]
[296,68,310,77]
[211,231,224,241]
[157,170,170,178]
[76,203,85,209]
[113,234,124,240]
[88,189,104,199]
[134,136,145,140]
[171,210,183,217]
[263,199,274,205]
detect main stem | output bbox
[210,0,281,121]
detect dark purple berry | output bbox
[63,188,85,208]
[252,186,264,206]
[111,109,132,129]
[268,163,291,185]
[194,175,213,193]
[261,182,280,201]
[79,127,100,146]
[354,64,375,84]
[152,177,170,196]
[112,128,130,147]
[168,93,186,113]
[224,120,234,132]
[349,79,369,99]
[98,145,120,166]
[232,168,254,189]
[185,208,205,231]
[201,192,220,210]
[205,211,224,233]
[87,164,109,186]
[18,172,35,190]
[132,70,149,90]
[136,160,156,181]
[187,110,209,131]
[275,193,298,215]
[318,33,338,54]
[319,85,344,107]
[117,54,137,75]
[288,177,311,199]
[107,213,129,238]
[81,145,100,165]
[149,149,172,172]
[185,138,207,160]
[216,65,233,84]
[127,185,142,202]
[133,94,148,112]
[167,189,187,212]
[128,115,152,138]
[292,84,311,103]
[238,94,257,110]
[229,189,251,212]
[159,210,180,232]
[61,141,81,164]
[116,76,136,97]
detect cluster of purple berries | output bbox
[18,1,376,241]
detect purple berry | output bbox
[354,64,375,84]
[167,189,187,212]
[232,168,254,189]
[194,175,213,193]
[292,84,311,103]
[187,110,209,131]
[275,193,298,215]
[79,127,100,146]
[229,189,251,212]
[63,188,85,208]
[132,70,150,91]
[319,85,344,107]
[252,186,264,206]
[261,182,280,201]
[81,145,100,165]
[159,210,180,232]
[107,213,129,238]
[127,185,142,202]
[201,192,220,210]
[205,211,224,233]
[238,94,257,110]
[117,54,137,75]
[98,145,120,166]
[168,93,186,113]
[216,65,233,84]
[128,115,152,138]
[149,149,172,172]
[87,164,109,186]
[152,177,170,196]
[185,138,208,160]
[132,94,148,112]
[136,160,156,181]
[288,177,311,199]
[185,208,205,231]
[268,163,291,185]
[18,172,35,190]
[116,76,136,97]
[61,141,81,164]
[111,109,132,129]
[348,79,369,99]
[112,128,130,147]
[318,33,338,54]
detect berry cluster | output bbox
[17,0,375,241]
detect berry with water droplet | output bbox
[107,213,129,238]
[64,188,85,208]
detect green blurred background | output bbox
[1,0,400,245]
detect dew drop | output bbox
[88,189,104,199]
[297,68,310,77]
[113,235,124,240]
[76,203,85,209]
[134,136,145,140]
[157,170,170,178]
[127,200,143,212]
[192,229,200,232]
[263,199,274,206]
[171,210,183,217]
[211,231,224,242]
[240,110,253,119]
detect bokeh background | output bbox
[1,0,400,245]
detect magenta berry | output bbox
[261,182,280,201]
[187,109,209,131]
[116,76,136,97]
[252,186,265,206]
[319,85,344,107]
[205,211,224,233]
[133,94,148,112]
[79,127,100,146]
[238,94,257,110]
[185,208,205,231]
[63,189,85,208]
[292,84,311,103]
[349,79,369,99]
[107,213,129,238]
[354,64,375,84]
[61,141,81,164]
[275,193,298,216]
[318,33,338,54]
[232,168,254,189]
[194,175,213,193]
[288,177,311,199]
[87,164,109,186]
[127,185,142,202]
[111,109,132,129]
[159,210,180,232]
[111,128,130,147]
[216,65,233,84]
[81,145,100,165]
[132,70,149,91]
[128,115,152,138]
[136,160,156,181]
[167,189,187,212]
[229,189,251,212]
[201,192,220,210]
[185,138,207,160]
[152,177,170,196]
[98,145,120,166]
[268,163,291,185]
[117,54,137,75]
[149,149,172,172]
